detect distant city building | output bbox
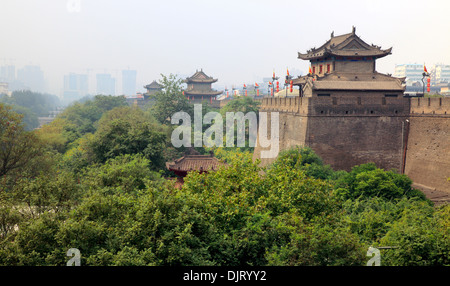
[393,64,424,86]
[96,73,116,95]
[0,65,15,83]
[0,82,12,96]
[63,73,89,103]
[16,65,46,92]
[394,64,450,94]
[432,64,450,84]
[122,69,137,95]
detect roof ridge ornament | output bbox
[352,26,356,35]
[331,31,334,38]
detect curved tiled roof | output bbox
[166,154,227,172]
[298,27,392,61]
[184,69,218,83]
[144,80,163,90]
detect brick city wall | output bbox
[405,97,450,192]
[254,96,450,192]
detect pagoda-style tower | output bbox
[184,69,222,103]
[144,80,163,98]
[293,27,405,97]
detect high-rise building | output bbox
[96,73,116,95]
[63,73,89,103]
[16,65,46,92]
[432,65,450,84]
[0,65,15,83]
[122,69,137,95]
[393,64,424,86]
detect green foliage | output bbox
[0,104,42,183]
[334,163,429,202]
[218,97,261,153]
[180,152,365,266]
[88,106,167,170]
[2,109,449,267]
[219,96,260,117]
[148,74,193,124]
[8,105,39,130]
[378,203,450,266]
[42,94,128,152]
[80,154,163,194]
[269,146,336,180]
[0,90,60,117]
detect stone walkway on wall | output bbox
[412,183,450,206]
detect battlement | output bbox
[410,97,450,116]
[258,96,410,116]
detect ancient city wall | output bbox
[409,97,450,115]
[254,96,409,171]
[304,96,409,171]
[405,97,450,192]
[254,96,450,193]
[254,97,309,166]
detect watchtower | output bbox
[293,26,405,98]
[184,69,222,104]
[254,28,411,173]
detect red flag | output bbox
[287,69,289,76]
[244,84,246,88]
[255,83,259,87]
[424,64,428,73]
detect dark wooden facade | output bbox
[184,69,222,103]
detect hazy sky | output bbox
[1,0,449,96]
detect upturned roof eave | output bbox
[184,90,222,96]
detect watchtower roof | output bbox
[298,27,392,61]
[144,80,163,90]
[166,154,226,172]
[184,69,218,83]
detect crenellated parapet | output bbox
[257,96,411,117]
[410,97,450,116]
[257,96,450,117]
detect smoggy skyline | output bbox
[1,0,449,97]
